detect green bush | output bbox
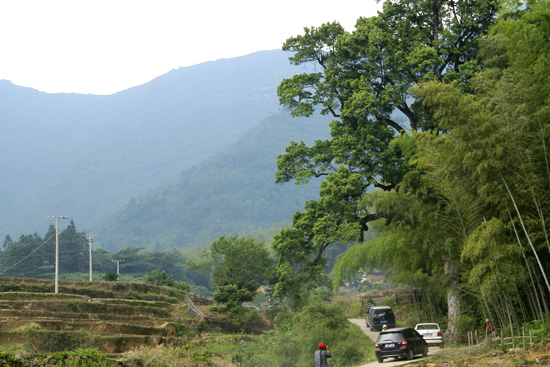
[333,298,363,318]
[378,297,396,309]
[121,345,215,367]
[103,272,118,281]
[0,347,21,367]
[48,348,117,367]
[24,330,91,353]
[234,295,372,367]
[524,314,550,343]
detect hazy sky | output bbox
[0,0,382,95]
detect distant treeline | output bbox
[0,220,211,293]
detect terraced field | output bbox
[0,277,190,354]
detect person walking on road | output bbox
[315,343,332,367]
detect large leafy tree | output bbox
[335,0,550,338]
[202,235,275,308]
[273,0,498,313]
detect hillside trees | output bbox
[273,0,497,320]
[1,233,49,278]
[59,220,88,273]
[0,222,210,291]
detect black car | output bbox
[375,327,428,363]
[366,306,396,331]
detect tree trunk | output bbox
[444,261,461,342]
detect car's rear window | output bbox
[377,332,403,342]
[374,309,394,317]
[416,324,438,330]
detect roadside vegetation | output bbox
[1,0,549,366]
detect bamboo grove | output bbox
[272,0,550,340]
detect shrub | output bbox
[25,330,91,353]
[234,295,371,367]
[378,297,396,309]
[121,345,216,367]
[103,272,118,281]
[524,315,550,343]
[0,347,21,367]
[333,298,363,318]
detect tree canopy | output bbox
[201,235,275,309]
[273,0,550,339]
[273,0,497,319]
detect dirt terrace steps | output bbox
[0,330,180,354]
[0,299,175,316]
[0,277,186,302]
[0,277,190,354]
[0,308,174,322]
[0,293,176,307]
[0,292,89,301]
[0,319,178,336]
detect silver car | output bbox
[414,323,444,348]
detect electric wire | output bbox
[0,233,56,275]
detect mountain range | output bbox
[0,50,330,250]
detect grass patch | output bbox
[121,344,225,367]
[22,330,96,353]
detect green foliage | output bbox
[393,0,550,338]
[24,330,90,353]
[121,345,215,367]
[143,269,191,292]
[233,295,371,367]
[102,272,118,281]
[453,315,478,338]
[231,306,263,334]
[46,348,117,367]
[333,298,363,318]
[272,0,499,311]
[203,235,274,309]
[213,285,255,311]
[524,314,550,342]
[0,223,211,292]
[0,347,20,367]
[378,297,397,309]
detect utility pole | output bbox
[88,234,93,282]
[48,216,68,294]
[113,259,124,275]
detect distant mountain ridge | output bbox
[93,112,330,250]
[1,50,328,248]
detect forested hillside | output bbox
[0,50,307,239]
[93,112,330,250]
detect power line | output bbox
[0,233,55,275]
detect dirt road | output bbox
[349,318,441,367]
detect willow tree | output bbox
[273,0,498,323]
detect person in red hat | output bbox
[315,342,332,367]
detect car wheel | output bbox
[406,348,414,360]
[422,345,428,357]
[377,356,384,363]
[441,344,444,348]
